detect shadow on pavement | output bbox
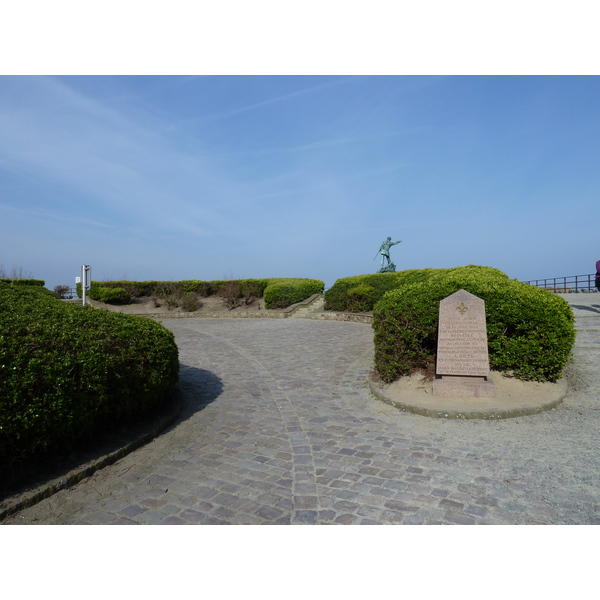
[571,305,600,314]
[176,364,224,417]
[0,365,223,517]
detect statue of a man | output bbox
[379,237,401,269]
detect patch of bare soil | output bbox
[370,370,568,418]
[88,295,286,315]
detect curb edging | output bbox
[367,375,568,420]
[0,392,183,522]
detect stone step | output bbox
[288,294,325,318]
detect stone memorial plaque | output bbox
[432,289,495,397]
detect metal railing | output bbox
[57,287,79,300]
[523,274,598,293]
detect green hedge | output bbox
[2,279,46,287]
[263,278,324,309]
[325,267,509,312]
[80,277,323,308]
[12,279,45,287]
[0,283,179,478]
[76,282,131,304]
[372,266,575,384]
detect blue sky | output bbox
[1,75,599,291]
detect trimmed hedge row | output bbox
[263,278,324,309]
[79,277,324,309]
[0,283,179,478]
[372,266,575,384]
[0,279,46,287]
[324,267,509,312]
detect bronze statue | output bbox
[377,237,401,272]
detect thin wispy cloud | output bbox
[190,77,356,122]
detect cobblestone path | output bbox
[3,294,600,525]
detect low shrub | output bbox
[345,284,377,312]
[0,283,179,479]
[96,286,130,304]
[263,278,324,309]
[77,282,131,304]
[372,266,575,384]
[54,285,70,299]
[180,280,213,296]
[218,281,243,310]
[325,267,509,312]
[11,279,45,287]
[181,293,201,312]
[324,270,432,312]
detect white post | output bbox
[82,265,91,306]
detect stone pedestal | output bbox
[433,289,495,398]
[377,262,396,273]
[432,375,495,398]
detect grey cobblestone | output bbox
[3,297,600,525]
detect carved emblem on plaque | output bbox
[456,302,468,315]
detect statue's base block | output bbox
[433,375,495,398]
[377,262,396,273]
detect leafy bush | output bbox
[11,279,45,287]
[180,280,213,296]
[345,284,377,312]
[325,270,434,312]
[0,283,179,478]
[95,286,130,304]
[181,294,201,312]
[325,267,510,312]
[54,285,70,299]
[77,282,131,304]
[372,266,575,384]
[263,278,324,309]
[218,281,243,310]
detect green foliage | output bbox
[180,280,213,296]
[181,294,201,312]
[0,282,179,477]
[95,286,130,304]
[263,278,324,309]
[81,278,320,309]
[325,270,433,312]
[345,284,377,312]
[325,266,510,312]
[10,279,45,287]
[77,282,131,304]
[0,278,12,284]
[372,266,575,384]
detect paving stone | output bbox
[293,510,318,524]
[362,476,385,487]
[160,516,187,525]
[445,511,478,525]
[110,516,140,525]
[119,505,147,518]
[294,496,319,510]
[334,513,358,524]
[179,509,209,523]
[439,498,465,511]
[256,505,284,521]
[137,510,169,524]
